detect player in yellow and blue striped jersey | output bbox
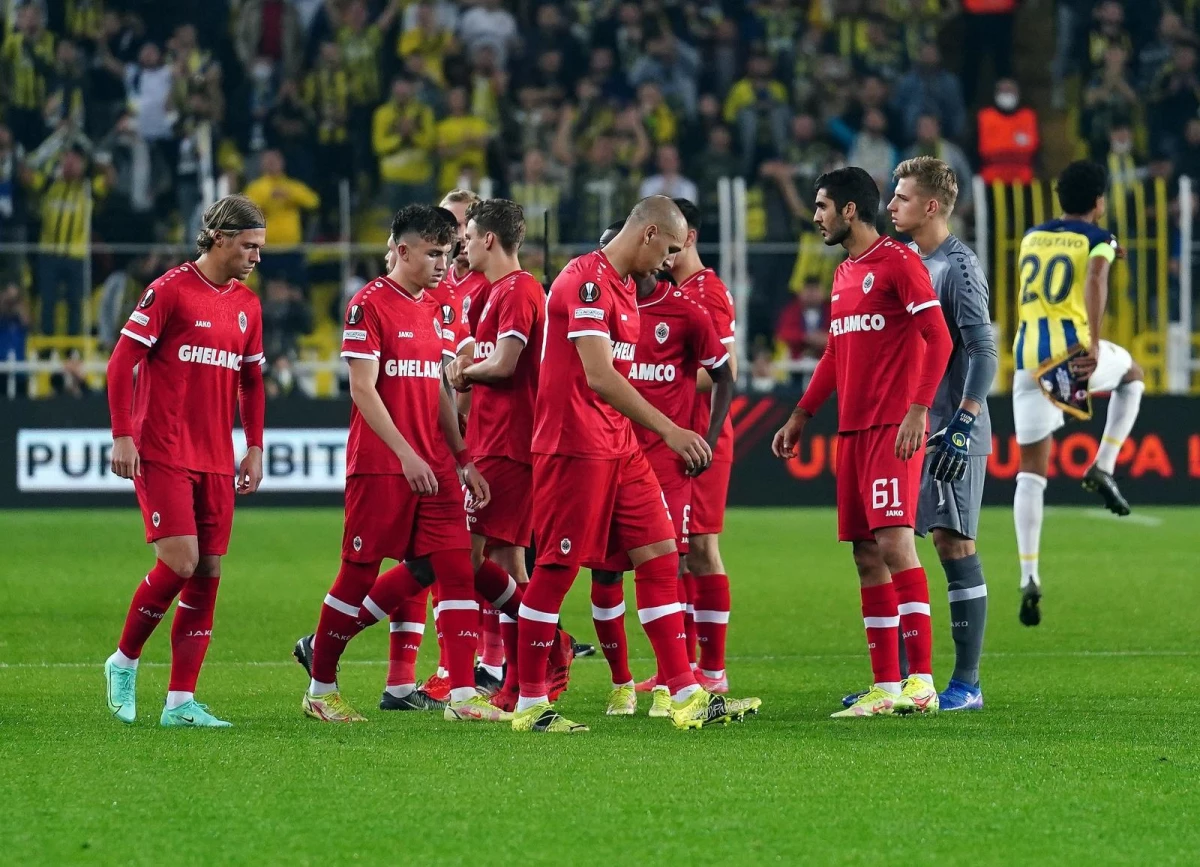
[1010,161,1145,627]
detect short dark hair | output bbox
[391,204,455,246]
[673,198,701,231]
[1056,160,1108,215]
[599,220,624,246]
[814,166,880,224]
[467,198,526,253]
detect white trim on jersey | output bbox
[566,329,611,340]
[908,299,940,315]
[120,328,154,347]
[244,352,264,364]
[456,335,474,351]
[719,336,736,345]
[703,352,730,369]
[340,350,377,361]
[497,329,528,344]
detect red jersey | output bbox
[533,250,640,459]
[117,263,263,475]
[629,281,729,478]
[444,265,491,338]
[799,236,942,431]
[466,269,544,464]
[428,280,471,360]
[340,277,452,476]
[682,268,736,462]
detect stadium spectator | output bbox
[458,0,520,70]
[724,51,790,177]
[902,114,972,217]
[635,82,679,147]
[566,133,630,244]
[960,0,1016,106]
[234,0,304,80]
[638,144,698,203]
[0,125,28,287]
[50,350,92,397]
[891,43,966,145]
[828,75,898,154]
[977,78,1039,184]
[1106,123,1144,186]
[34,146,96,336]
[398,1,459,88]
[1172,117,1200,184]
[242,149,319,289]
[761,112,838,225]
[529,4,585,84]
[261,277,314,361]
[510,149,560,248]
[268,80,318,185]
[436,85,492,193]
[0,282,30,397]
[629,30,702,120]
[693,125,741,229]
[1148,40,1200,162]
[372,75,436,210]
[1082,1,1134,84]
[774,276,831,365]
[1138,11,1186,91]
[2,3,55,150]
[1083,44,1140,161]
[848,109,898,197]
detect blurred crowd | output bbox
[2,0,1199,396]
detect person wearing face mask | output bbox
[977,79,1039,184]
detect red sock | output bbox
[892,567,933,677]
[635,553,695,694]
[365,562,425,617]
[311,560,379,684]
[474,558,522,618]
[117,560,188,658]
[387,588,429,687]
[429,550,479,692]
[693,572,730,675]
[480,607,504,667]
[431,582,447,673]
[680,571,697,666]
[861,582,902,686]
[518,564,577,698]
[168,575,219,692]
[591,579,632,685]
[499,613,519,692]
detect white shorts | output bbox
[1012,339,1134,445]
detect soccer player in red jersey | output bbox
[772,167,953,718]
[587,220,735,719]
[103,195,268,728]
[440,190,493,338]
[666,198,739,694]
[514,195,760,733]
[300,204,499,724]
[442,198,548,710]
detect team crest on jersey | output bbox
[579,282,600,303]
[238,311,247,333]
[862,273,875,294]
[441,304,454,325]
[462,295,471,318]
[138,288,156,309]
[655,322,669,344]
[353,535,362,553]
[347,304,364,325]
[432,317,442,338]
[559,538,572,555]
[151,511,161,528]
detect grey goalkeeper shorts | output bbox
[916,454,988,540]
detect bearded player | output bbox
[300,204,499,724]
[514,195,760,734]
[104,195,267,728]
[588,220,735,720]
[772,167,952,718]
[886,156,997,711]
[444,198,547,712]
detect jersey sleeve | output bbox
[242,296,266,366]
[341,296,382,361]
[706,285,736,345]
[691,302,730,370]
[496,282,538,345]
[564,273,614,341]
[894,252,940,316]
[1085,225,1119,262]
[120,275,177,348]
[945,250,991,329]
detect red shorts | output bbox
[342,472,471,564]
[836,425,925,542]
[134,461,235,556]
[591,474,691,573]
[690,459,731,536]
[467,455,532,547]
[532,449,675,568]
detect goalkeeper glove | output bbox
[925,408,974,483]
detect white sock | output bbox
[672,684,701,702]
[876,681,902,695]
[309,678,336,696]
[1095,380,1144,473]
[516,694,547,712]
[384,683,415,698]
[165,691,193,709]
[449,687,477,703]
[480,663,503,680]
[912,673,934,686]
[436,666,448,679]
[1014,472,1047,589]
[613,679,634,689]
[111,650,138,669]
[701,668,725,680]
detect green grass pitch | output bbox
[2,506,1198,865]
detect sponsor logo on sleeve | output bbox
[129,311,150,326]
[343,329,368,341]
[574,307,604,320]
[579,282,600,303]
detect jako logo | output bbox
[830,314,886,336]
[138,606,165,620]
[629,363,676,382]
[531,640,554,647]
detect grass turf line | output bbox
[1,506,1197,865]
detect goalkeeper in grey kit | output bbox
[882,156,998,712]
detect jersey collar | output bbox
[189,262,236,294]
[380,274,424,302]
[637,280,673,309]
[847,236,886,263]
[675,266,713,293]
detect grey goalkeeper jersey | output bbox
[909,235,995,456]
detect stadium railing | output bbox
[972,174,1198,395]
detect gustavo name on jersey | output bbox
[384,359,443,378]
[830,313,887,336]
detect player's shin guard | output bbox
[387,590,428,689]
[693,572,731,677]
[635,553,696,695]
[944,555,987,686]
[591,581,632,685]
[312,560,379,684]
[518,564,577,700]
[118,560,188,660]
[680,571,697,666]
[1014,472,1046,587]
[428,550,479,695]
[168,575,220,693]
[892,568,933,679]
[861,582,902,689]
